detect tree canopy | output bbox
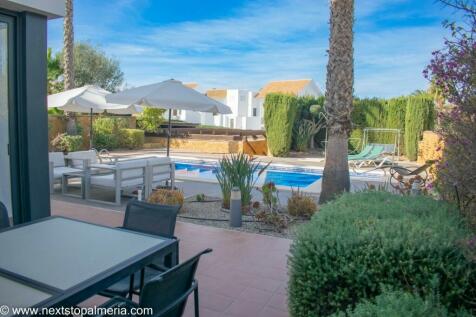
[47,42,124,93]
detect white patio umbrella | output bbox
[106,79,232,156]
[48,85,141,149]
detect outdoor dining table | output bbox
[0,216,178,313]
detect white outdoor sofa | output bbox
[89,156,175,205]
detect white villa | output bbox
[169,79,322,130]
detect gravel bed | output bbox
[178,198,308,239]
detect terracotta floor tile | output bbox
[267,293,288,312]
[238,286,274,305]
[259,306,290,317]
[51,198,291,317]
[199,290,234,312]
[225,299,266,317]
[276,282,288,295]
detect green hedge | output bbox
[264,93,298,156]
[404,95,435,160]
[119,128,144,149]
[382,97,407,145]
[93,116,130,150]
[288,192,476,317]
[330,290,472,317]
[351,96,434,158]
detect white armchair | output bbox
[48,152,83,193]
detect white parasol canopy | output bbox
[48,85,141,114]
[106,79,232,156]
[106,79,232,114]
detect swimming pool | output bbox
[174,162,322,188]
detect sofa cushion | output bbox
[90,174,144,188]
[116,159,147,180]
[49,152,66,168]
[53,167,82,179]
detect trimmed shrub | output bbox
[264,94,298,156]
[382,97,407,146]
[288,192,476,317]
[119,129,144,149]
[404,95,435,160]
[93,116,129,150]
[330,290,471,317]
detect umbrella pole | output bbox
[166,109,172,157]
[89,108,93,149]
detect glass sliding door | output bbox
[0,18,12,217]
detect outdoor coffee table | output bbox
[0,217,178,311]
[62,168,114,199]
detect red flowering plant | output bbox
[423,1,476,223]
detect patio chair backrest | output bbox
[116,159,147,181]
[371,143,395,155]
[147,157,173,175]
[358,145,373,156]
[365,145,385,159]
[139,249,213,317]
[123,200,179,238]
[0,201,10,229]
[68,150,99,168]
[49,152,66,168]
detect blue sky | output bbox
[47,0,459,97]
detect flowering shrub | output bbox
[423,2,476,222]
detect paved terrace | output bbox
[51,199,291,317]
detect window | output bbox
[252,108,257,117]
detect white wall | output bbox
[298,80,323,97]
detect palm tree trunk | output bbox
[63,0,77,135]
[319,0,354,204]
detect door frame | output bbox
[0,10,21,224]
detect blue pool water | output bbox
[174,162,322,188]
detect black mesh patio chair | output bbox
[97,249,212,317]
[100,200,180,299]
[0,201,10,229]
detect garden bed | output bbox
[178,198,308,239]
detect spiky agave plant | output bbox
[216,153,269,209]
